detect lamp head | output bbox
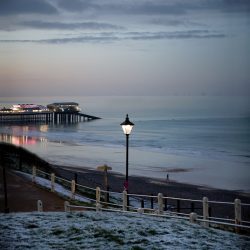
[120,114,134,135]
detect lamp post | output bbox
[120,114,134,191]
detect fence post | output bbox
[64,201,70,212]
[106,186,110,203]
[191,202,194,212]
[177,200,180,213]
[123,190,128,211]
[209,207,212,218]
[151,194,154,209]
[37,200,43,212]
[235,198,241,232]
[190,212,197,223]
[164,198,168,211]
[51,173,55,192]
[203,197,209,227]
[74,173,78,192]
[137,208,144,214]
[71,180,76,200]
[141,199,144,208]
[96,187,101,211]
[158,193,163,214]
[32,166,36,183]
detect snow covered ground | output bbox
[0,211,249,249]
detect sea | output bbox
[0,96,249,192]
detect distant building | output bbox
[0,102,81,114]
[0,107,12,113]
[12,104,48,112]
[47,102,81,113]
[0,104,48,113]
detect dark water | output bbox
[0,96,249,191]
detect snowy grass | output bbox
[0,211,249,249]
[16,170,140,207]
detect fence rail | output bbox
[30,166,250,233]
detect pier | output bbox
[0,112,101,124]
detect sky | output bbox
[0,0,249,97]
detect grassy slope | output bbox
[0,211,249,250]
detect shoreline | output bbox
[57,164,250,194]
[19,141,250,192]
[56,164,249,195]
[54,164,250,199]
[1,142,250,197]
[1,142,250,220]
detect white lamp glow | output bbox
[120,114,134,135]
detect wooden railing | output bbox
[31,167,250,233]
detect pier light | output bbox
[120,114,134,191]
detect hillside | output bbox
[0,211,249,249]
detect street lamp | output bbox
[120,114,134,191]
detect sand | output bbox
[0,142,250,222]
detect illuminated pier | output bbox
[0,112,100,124]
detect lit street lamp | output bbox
[120,114,134,191]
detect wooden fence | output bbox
[31,167,250,233]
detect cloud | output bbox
[205,0,250,13]
[151,19,190,27]
[56,0,96,12]
[119,2,186,16]
[18,20,124,30]
[125,30,226,40]
[0,35,118,44]
[1,0,249,18]
[0,30,226,44]
[0,0,58,15]
[55,0,250,16]
[56,0,186,15]
[150,18,206,27]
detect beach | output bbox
[1,142,250,222]
[54,165,250,220]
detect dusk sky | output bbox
[0,0,249,97]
